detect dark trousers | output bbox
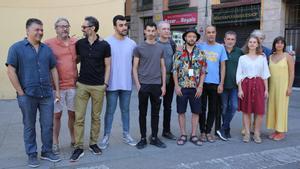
[138,84,162,138]
[162,76,174,133]
[199,83,221,134]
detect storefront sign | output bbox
[212,4,260,25]
[163,12,197,26]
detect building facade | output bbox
[0,0,124,99]
[127,0,300,86]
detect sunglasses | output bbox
[81,25,93,29]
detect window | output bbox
[168,0,189,9]
[285,1,300,86]
[137,0,153,11]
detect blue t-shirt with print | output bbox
[197,42,228,84]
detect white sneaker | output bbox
[123,134,137,146]
[99,135,109,149]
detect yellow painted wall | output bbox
[212,0,220,5]
[0,0,124,99]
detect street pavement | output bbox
[0,89,300,169]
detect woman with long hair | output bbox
[267,36,295,141]
[236,35,270,143]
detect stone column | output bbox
[198,0,212,39]
[261,0,286,48]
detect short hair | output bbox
[205,25,216,32]
[54,17,70,27]
[144,22,157,30]
[272,36,286,53]
[157,21,170,29]
[224,31,237,38]
[113,15,126,26]
[85,16,99,32]
[251,29,266,39]
[26,18,43,29]
[242,35,263,55]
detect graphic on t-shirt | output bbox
[204,50,218,62]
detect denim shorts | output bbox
[176,88,201,114]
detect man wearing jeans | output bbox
[70,16,111,162]
[6,18,61,168]
[197,25,227,143]
[217,31,243,140]
[99,15,137,149]
[133,22,166,149]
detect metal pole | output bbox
[205,0,208,17]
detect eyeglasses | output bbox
[56,25,70,29]
[81,25,93,29]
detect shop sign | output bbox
[212,4,260,25]
[163,12,197,25]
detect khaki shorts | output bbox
[53,88,76,113]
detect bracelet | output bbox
[104,83,109,87]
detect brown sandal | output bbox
[206,134,215,143]
[200,133,207,142]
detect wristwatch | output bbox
[104,83,109,87]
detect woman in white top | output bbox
[236,35,270,143]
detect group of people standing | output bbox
[6,15,294,168]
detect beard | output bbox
[118,30,127,36]
[186,40,196,46]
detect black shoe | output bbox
[136,138,147,149]
[216,130,228,141]
[149,137,167,148]
[162,132,177,140]
[89,144,102,155]
[225,129,231,138]
[70,148,84,162]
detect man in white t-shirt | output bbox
[99,15,137,149]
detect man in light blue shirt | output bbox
[197,25,227,143]
[99,15,137,149]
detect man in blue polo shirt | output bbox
[6,18,61,168]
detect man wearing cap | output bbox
[197,25,227,142]
[173,28,207,146]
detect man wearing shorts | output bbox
[173,28,207,146]
[45,17,77,154]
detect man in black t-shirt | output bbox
[70,16,111,162]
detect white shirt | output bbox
[105,35,136,91]
[236,54,270,84]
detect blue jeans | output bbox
[17,95,54,155]
[104,90,131,136]
[221,88,238,130]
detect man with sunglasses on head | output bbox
[70,16,111,162]
[6,18,61,168]
[44,17,77,155]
